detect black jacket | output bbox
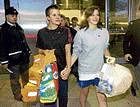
[123,19,140,66]
[0,22,31,66]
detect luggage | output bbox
[21,54,44,102]
[21,50,59,103]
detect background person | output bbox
[71,16,80,31]
[0,7,31,101]
[123,18,140,96]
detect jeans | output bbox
[8,63,29,99]
[44,74,68,107]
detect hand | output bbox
[124,54,132,61]
[105,56,115,64]
[61,67,71,80]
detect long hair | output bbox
[80,6,102,29]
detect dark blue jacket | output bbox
[0,22,31,66]
[123,19,140,66]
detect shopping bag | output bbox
[21,54,44,102]
[39,62,58,103]
[97,63,133,97]
[39,50,59,103]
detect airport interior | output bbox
[0,0,140,107]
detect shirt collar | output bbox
[7,21,16,26]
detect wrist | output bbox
[65,67,71,73]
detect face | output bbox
[47,9,61,26]
[87,9,100,25]
[6,14,17,24]
[60,17,66,26]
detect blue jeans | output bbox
[58,77,68,107]
[44,102,57,107]
[44,75,68,107]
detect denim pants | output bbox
[44,75,68,107]
[8,63,29,98]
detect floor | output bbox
[0,74,140,107]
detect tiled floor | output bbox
[0,74,140,107]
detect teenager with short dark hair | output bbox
[36,5,72,107]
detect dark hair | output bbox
[71,17,78,22]
[45,4,60,16]
[80,6,102,29]
[60,14,66,20]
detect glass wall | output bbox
[57,0,128,33]
[109,0,128,33]
[0,0,5,24]
[10,0,53,30]
[132,0,140,20]
[57,0,105,26]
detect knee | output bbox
[97,92,107,102]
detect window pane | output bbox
[57,0,105,26]
[0,0,5,24]
[10,0,53,29]
[109,0,128,33]
[135,0,140,19]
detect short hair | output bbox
[71,17,78,22]
[45,4,60,16]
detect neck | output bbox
[7,21,16,26]
[89,24,97,30]
[47,23,58,30]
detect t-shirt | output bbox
[36,26,72,71]
[73,27,109,80]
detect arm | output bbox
[65,43,71,70]
[0,27,9,67]
[123,22,133,61]
[60,43,71,80]
[104,48,115,64]
[71,54,78,67]
[104,48,110,57]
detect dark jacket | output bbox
[123,19,140,66]
[0,22,31,66]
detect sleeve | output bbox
[123,22,133,55]
[104,28,110,49]
[66,27,72,44]
[72,31,82,57]
[36,30,45,49]
[0,27,9,64]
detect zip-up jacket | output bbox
[0,22,31,66]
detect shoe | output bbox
[14,94,23,101]
[131,86,136,96]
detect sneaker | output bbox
[14,94,23,101]
[131,85,136,96]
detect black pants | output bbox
[8,63,29,98]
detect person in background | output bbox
[36,5,72,107]
[71,16,80,31]
[123,18,140,96]
[61,6,115,107]
[0,7,31,101]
